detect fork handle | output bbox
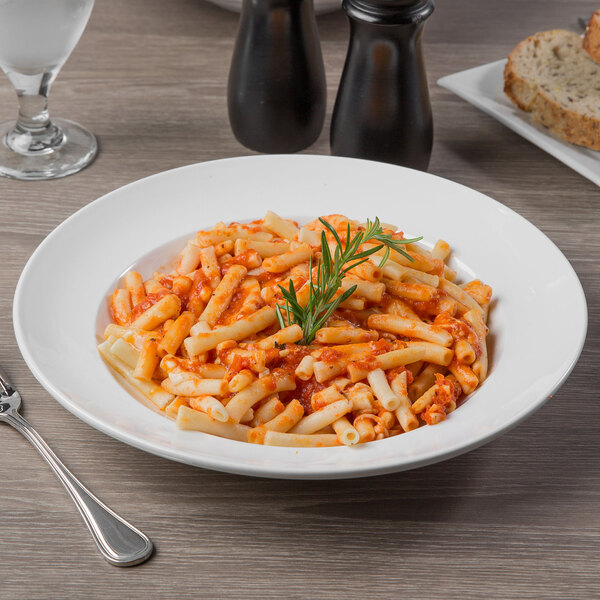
[5,411,153,566]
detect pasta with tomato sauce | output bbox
[98,212,492,447]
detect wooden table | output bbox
[1,0,598,597]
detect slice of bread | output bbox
[504,29,600,150]
[583,10,600,64]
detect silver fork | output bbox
[0,365,153,567]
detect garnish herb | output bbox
[275,217,422,344]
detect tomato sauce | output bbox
[403,294,442,319]
[385,366,414,386]
[462,280,492,304]
[434,312,477,344]
[158,275,174,290]
[256,271,281,286]
[226,353,255,375]
[109,299,127,326]
[220,250,261,273]
[349,355,377,372]
[333,309,370,328]
[429,259,445,276]
[265,371,282,393]
[185,270,212,315]
[216,288,250,326]
[369,339,393,355]
[318,348,342,364]
[174,358,216,375]
[267,346,316,412]
[131,291,169,320]
[269,345,311,372]
[230,221,266,234]
[422,374,460,425]
[280,378,325,414]
[304,214,355,243]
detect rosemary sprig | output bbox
[275,217,422,345]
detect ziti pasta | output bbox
[99,212,492,448]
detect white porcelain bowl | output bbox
[13,155,587,479]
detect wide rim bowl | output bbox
[13,155,587,479]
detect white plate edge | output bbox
[437,60,600,188]
[11,155,590,479]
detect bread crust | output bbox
[531,94,600,150]
[504,30,600,151]
[503,33,543,111]
[583,10,600,64]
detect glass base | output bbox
[0,117,97,181]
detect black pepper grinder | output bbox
[227,0,327,153]
[330,0,435,170]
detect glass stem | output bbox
[17,92,50,131]
[6,70,63,154]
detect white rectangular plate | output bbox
[438,59,600,187]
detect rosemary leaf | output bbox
[275,217,421,344]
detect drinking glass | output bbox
[0,0,97,180]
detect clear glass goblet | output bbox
[0,0,97,180]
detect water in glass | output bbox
[0,0,97,180]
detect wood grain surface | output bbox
[1,0,599,598]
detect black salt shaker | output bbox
[330,0,435,170]
[227,0,327,154]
